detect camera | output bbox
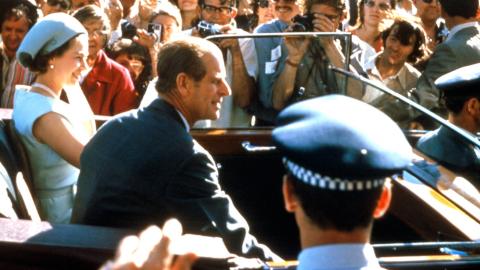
[291,14,315,32]
[148,23,162,42]
[197,20,223,38]
[122,21,137,40]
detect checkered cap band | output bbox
[283,158,385,191]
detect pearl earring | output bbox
[49,64,54,69]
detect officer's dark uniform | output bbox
[271,95,412,270]
[417,64,480,185]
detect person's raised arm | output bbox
[271,36,310,110]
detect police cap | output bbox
[435,63,480,99]
[272,95,412,191]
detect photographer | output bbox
[271,0,363,110]
[183,0,256,127]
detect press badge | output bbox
[265,61,278,74]
[271,45,282,61]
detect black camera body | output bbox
[291,14,315,32]
[197,20,223,38]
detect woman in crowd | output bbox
[13,13,95,223]
[107,38,152,99]
[172,0,198,29]
[363,17,429,128]
[350,0,396,52]
[73,5,139,116]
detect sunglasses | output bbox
[364,0,391,11]
[421,0,439,4]
[201,3,233,15]
[258,0,269,8]
[47,0,71,10]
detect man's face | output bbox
[198,0,237,26]
[414,0,440,23]
[152,14,180,42]
[309,4,341,30]
[1,16,29,57]
[82,18,107,58]
[383,26,416,65]
[273,0,300,24]
[188,52,231,121]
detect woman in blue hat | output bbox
[13,12,96,223]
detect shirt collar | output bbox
[176,109,190,132]
[298,243,381,270]
[446,22,478,42]
[365,53,409,89]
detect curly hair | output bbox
[381,18,429,64]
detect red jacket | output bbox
[81,50,138,116]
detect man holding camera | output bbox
[271,0,363,110]
[253,0,302,125]
[183,0,256,127]
[253,0,364,124]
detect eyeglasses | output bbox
[364,0,391,11]
[47,0,71,10]
[201,3,233,15]
[421,0,439,4]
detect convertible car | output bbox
[0,34,479,269]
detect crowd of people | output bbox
[0,0,480,269]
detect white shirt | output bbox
[297,243,383,270]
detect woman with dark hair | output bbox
[73,4,139,116]
[13,13,95,223]
[350,0,396,52]
[107,38,152,99]
[363,17,429,128]
[171,0,198,29]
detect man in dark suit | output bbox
[417,64,480,185]
[72,36,279,261]
[416,0,480,116]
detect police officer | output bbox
[272,94,412,269]
[417,63,480,185]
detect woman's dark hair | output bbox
[29,35,82,74]
[381,18,428,64]
[107,39,153,97]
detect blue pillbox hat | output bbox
[435,63,480,99]
[16,12,87,69]
[272,95,412,190]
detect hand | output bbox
[217,25,240,51]
[105,0,123,30]
[312,13,336,46]
[102,219,198,270]
[134,28,157,48]
[139,0,157,23]
[284,26,310,64]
